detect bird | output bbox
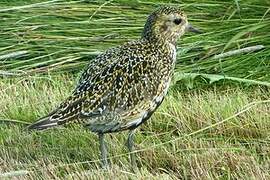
[28,6,201,169]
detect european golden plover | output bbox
[28,6,201,169]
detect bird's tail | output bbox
[28,115,59,131]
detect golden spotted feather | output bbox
[28,6,191,133]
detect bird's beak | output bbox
[186,24,202,34]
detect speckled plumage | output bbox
[29,6,200,169]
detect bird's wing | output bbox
[28,47,121,130]
[47,46,124,125]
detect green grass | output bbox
[0,75,270,179]
[0,0,270,179]
[0,0,269,84]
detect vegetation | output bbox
[0,0,269,179]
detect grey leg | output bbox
[98,133,108,169]
[127,129,137,170]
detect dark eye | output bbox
[173,18,182,25]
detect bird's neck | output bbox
[142,35,177,58]
[139,37,177,69]
[142,33,178,46]
[141,29,177,62]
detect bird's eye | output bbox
[173,18,182,25]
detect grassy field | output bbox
[1,76,270,179]
[0,0,270,179]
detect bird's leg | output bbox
[98,133,108,169]
[126,129,137,170]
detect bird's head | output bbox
[142,6,201,45]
